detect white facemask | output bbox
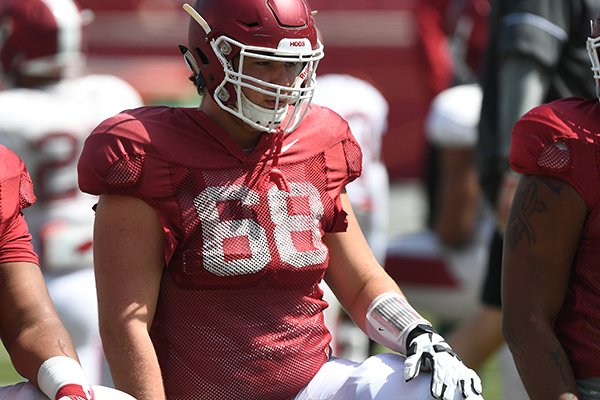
[239,91,289,131]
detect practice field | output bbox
[0,342,22,386]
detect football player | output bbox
[77,0,483,399]
[0,145,134,400]
[313,73,390,361]
[502,13,600,399]
[0,0,143,385]
[385,84,493,324]
[455,0,600,398]
[385,84,528,399]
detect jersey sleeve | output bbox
[0,213,38,264]
[0,146,38,264]
[78,115,147,197]
[323,117,362,233]
[510,101,599,208]
[78,111,180,261]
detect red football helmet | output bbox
[0,0,87,81]
[181,0,324,133]
[588,13,600,100]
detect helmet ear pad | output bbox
[192,45,212,88]
[179,44,208,91]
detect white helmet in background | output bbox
[425,83,483,148]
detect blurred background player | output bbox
[313,73,390,361]
[0,145,134,400]
[502,14,600,399]
[0,0,143,386]
[385,83,493,326]
[383,0,492,327]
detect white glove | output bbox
[404,324,483,400]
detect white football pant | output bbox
[294,353,471,400]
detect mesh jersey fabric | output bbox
[0,145,37,265]
[510,97,600,379]
[78,104,362,399]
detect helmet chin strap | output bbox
[239,91,288,131]
[259,128,290,192]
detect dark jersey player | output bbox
[502,12,600,400]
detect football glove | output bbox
[55,383,94,400]
[404,324,483,400]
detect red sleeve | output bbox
[0,213,38,265]
[0,146,38,264]
[77,114,148,196]
[325,121,362,232]
[77,112,180,264]
[510,101,600,209]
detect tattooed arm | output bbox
[502,175,587,400]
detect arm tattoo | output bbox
[540,177,563,195]
[507,178,561,248]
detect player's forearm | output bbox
[6,318,78,386]
[505,325,579,399]
[330,262,404,334]
[0,262,79,385]
[435,147,480,246]
[101,327,166,400]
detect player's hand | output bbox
[55,383,94,400]
[404,324,483,400]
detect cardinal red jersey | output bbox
[0,145,37,265]
[510,97,600,379]
[78,105,361,400]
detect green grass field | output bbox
[0,342,23,385]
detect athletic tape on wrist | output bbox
[37,356,88,400]
[365,292,431,354]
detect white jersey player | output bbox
[313,74,390,361]
[385,84,494,322]
[0,0,143,386]
[385,84,528,399]
[313,73,390,264]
